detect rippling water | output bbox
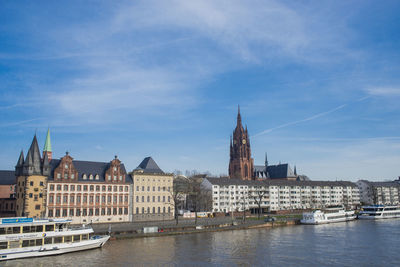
[5,219,400,266]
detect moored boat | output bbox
[0,217,109,261]
[358,205,400,220]
[301,206,356,225]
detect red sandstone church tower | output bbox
[229,106,254,180]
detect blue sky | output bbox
[1,0,400,181]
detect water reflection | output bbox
[5,219,400,266]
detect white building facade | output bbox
[356,180,400,205]
[202,178,360,213]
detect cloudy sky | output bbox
[1,0,400,181]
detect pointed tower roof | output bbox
[16,150,24,167]
[265,152,268,167]
[237,105,242,127]
[294,165,297,176]
[43,128,52,152]
[135,157,164,174]
[23,134,42,175]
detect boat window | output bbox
[64,236,72,243]
[5,228,12,234]
[0,228,5,235]
[9,241,20,249]
[12,227,21,234]
[0,242,7,249]
[54,236,63,244]
[45,224,55,232]
[44,237,53,244]
[36,239,42,246]
[81,234,88,240]
[73,235,81,242]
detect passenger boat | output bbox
[300,206,356,225]
[0,217,109,261]
[358,205,400,220]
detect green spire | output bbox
[43,128,52,152]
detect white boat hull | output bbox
[301,215,356,225]
[358,214,400,220]
[0,236,109,261]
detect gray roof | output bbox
[135,157,164,174]
[254,163,296,179]
[359,180,400,188]
[205,177,357,187]
[48,159,131,183]
[0,170,15,185]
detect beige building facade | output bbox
[132,157,174,221]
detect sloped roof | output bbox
[0,170,15,185]
[254,163,297,179]
[48,159,130,183]
[135,157,164,174]
[205,177,357,187]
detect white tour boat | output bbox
[358,205,400,220]
[301,207,356,225]
[0,217,109,261]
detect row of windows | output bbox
[48,207,128,217]
[48,194,129,204]
[135,206,171,214]
[136,178,170,183]
[0,234,90,250]
[135,195,170,203]
[49,184,129,192]
[136,186,170,192]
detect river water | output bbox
[4,219,400,266]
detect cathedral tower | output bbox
[229,106,254,180]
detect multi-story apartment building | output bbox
[356,180,400,205]
[203,178,360,213]
[131,157,174,221]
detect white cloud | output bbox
[366,87,400,97]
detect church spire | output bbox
[265,152,268,167]
[237,105,242,127]
[43,128,52,162]
[23,134,42,175]
[294,165,297,176]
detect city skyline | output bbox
[1,1,400,180]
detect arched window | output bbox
[82,174,87,180]
[89,174,93,180]
[95,174,99,180]
[244,164,248,178]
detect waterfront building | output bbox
[15,131,133,223]
[202,178,360,214]
[356,180,400,205]
[0,170,16,217]
[131,157,174,221]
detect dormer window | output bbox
[95,174,99,180]
[108,175,111,181]
[65,164,68,169]
[89,174,93,180]
[119,175,122,181]
[113,167,117,171]
[57,173,61,179]
[83,174,87,180]
[64,173,68,179]
[113,175,117,181]
[71,174,75,179]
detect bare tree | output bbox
[186,178,212,225]
[249,186,267,219]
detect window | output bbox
[49,195,54,203]
[64,185,68,191]
[50,184,54,191]
[119,186,123,192]
[83,196,87,203]
[83,209,87,216]
[96,195,100,203]
[57,185,62,191]
[82,174,87,180]
[142,196,144,202]
[96,185,100,191]
[55,209,60,217]
[65,164,69,169]
[49,210,53,217]
[35,205,40,210]
[124,208,128,215]
[89,174,93,180]
[153,196,155,202]
[108,196,111,203]
[56,195,61,204]
[77,185,81,191]
[63,195,68,203]
[108,175,111,181]
[40,181,44,186]
[136,196,139,202]
[70,196,74,203]
[136,186,139,191]
[119,195,123,203]
[89,196,94,203]
[147,196,150,202]
[119,208,122,214]
[90,185,94,191]
[136,207,139,214]
[83,185,88,191]
[102,196,106,203]
[71,174,75,179]
[77,195,81,203]
[70,185,75,191]
[113,196,117,203]
[76,209,81,216]
[158,196,160,202]
[95,174,99,180]
[57,173,61,178]
[64,173,68,179]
